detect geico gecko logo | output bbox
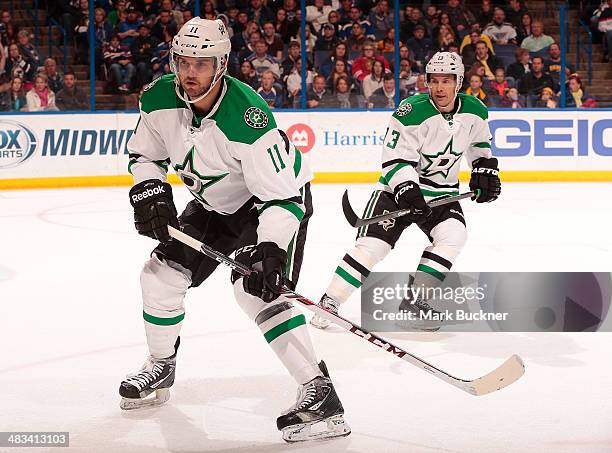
[286,123,315,153]
[0,120,38,169]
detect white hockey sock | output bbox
[141,255,191,359]
[326,237,391,304]
[234,282,321,384]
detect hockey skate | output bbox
[310,294,339,330]
[277,361,350,442]
[119,338,179,410]
[396,296,443,332]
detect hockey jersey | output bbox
[127,74,312,251]
[378,93,493,200]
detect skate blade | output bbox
[120,388,170,410]
[282,415,351,442]
[310,315,331,330]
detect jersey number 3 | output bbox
[386,129,400,149]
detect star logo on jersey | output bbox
[174,146,228,206]
[421,138,462,178]
[244,107,269,129]
[378,210,396,231]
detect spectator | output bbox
[361,59,386,98]
[139,0,161,20]
[232,10,249,36]
[369,73,406,108]
[327,10,342,34]
[151,23,176,80]
[237,59,259,89]
[518,55,553,106]
[534,86,558,108]
[327,58,353,91]
[247,40,281,80]
[407,73,429,96]
[329,75,358,108]
[107,0,127,27]
[275,8,299,44]
[5,43,37,84]
[320,41,351,78]
[565,74,593,107]
[26,73,58,111]
[159,0,183,27]
[0,77,27,111]
[351,40,389,82]
[231,20,258,53]
[377,27,395,54]
[474,0,494,29]
[506,47,531,82]
[424,5,441,33]
[55,70,88,111]
[498,87,526,108]
[465,73,489,105]
[483,7,517,45]
[545,43,574,90]
[474,41,503,80]
[282,0,298,22]
[307,74,333,108]
[286,57,314,107]
[521,20,554,53]
[93,8,114,63]
[598,0,612,62]
[516,12,533,45]
[131,24,159,91]
[432,13,455,45]
[436,24,458,50]
[262,21,284,60]
[152,9,177,42]
[249,0,273,27]
[505,0,528,29]
[407,25,433,65]
[442,0,474,40]
[400,6,427,42]
[117,6,142,47]
[306,0,332,33]
[369,0,393,40]
[315,23,339,52]
[461,28,495,68]
[0,10,19,48]
[257,70,283,108]
[104,35,135,93]
[281,41,301,81]
[43,58,63,94]
[48,0,78,40]
[202,0,218,20]
[346,22,368,53]
[487,67,510,97]
[17,29,40,64]
[340,6,375,40]
[237,29,263,62]
[399,57,419,92]
[73,0,90,64]
[337,0,353,24]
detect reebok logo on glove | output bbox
[131,185,166,203]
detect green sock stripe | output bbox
[143,311,185,326]
[263,314,306,343]
[416,264,446,282]
[335,266,362,288]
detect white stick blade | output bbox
[464,354,525,396]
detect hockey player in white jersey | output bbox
[119,17,350,442]
[311,52,501,331]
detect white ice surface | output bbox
[0,183,611,453]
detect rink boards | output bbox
[0,109,611,189]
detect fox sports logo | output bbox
[0,120,37,169]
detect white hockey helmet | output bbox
[425,52,464,96]
[170,17,231,104]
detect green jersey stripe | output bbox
[143,311,185,326]
[258,200,305,221]
[420,188,459,197]
[263,314,306,343]
[293,149,302,177]
[473,142,491,149]
[381,162,412,185]
[335,266,362,288]
[416,264,446,282]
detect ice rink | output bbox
[1,183,611,453]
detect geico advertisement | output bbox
[0,110,611,178]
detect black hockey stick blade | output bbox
[342,190,476,228]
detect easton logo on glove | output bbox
[472,167,499,176]
[394,182,416,203]
[131,185,166,204]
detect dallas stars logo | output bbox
[174,146,228,206]
[421,138,462,178]
[378,210,396,231]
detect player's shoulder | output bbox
[391,93,438,126]
[457,93,489,120]
[139,74,188,114]
[213,75,277,145]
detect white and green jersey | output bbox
[378,93,492,199]
[127,74,312,251]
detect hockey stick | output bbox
[342,190,478,228]
[167,225,525,396]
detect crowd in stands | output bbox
[1,0,605,111]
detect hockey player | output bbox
[311,52,501,331]
[119,18,350,442]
